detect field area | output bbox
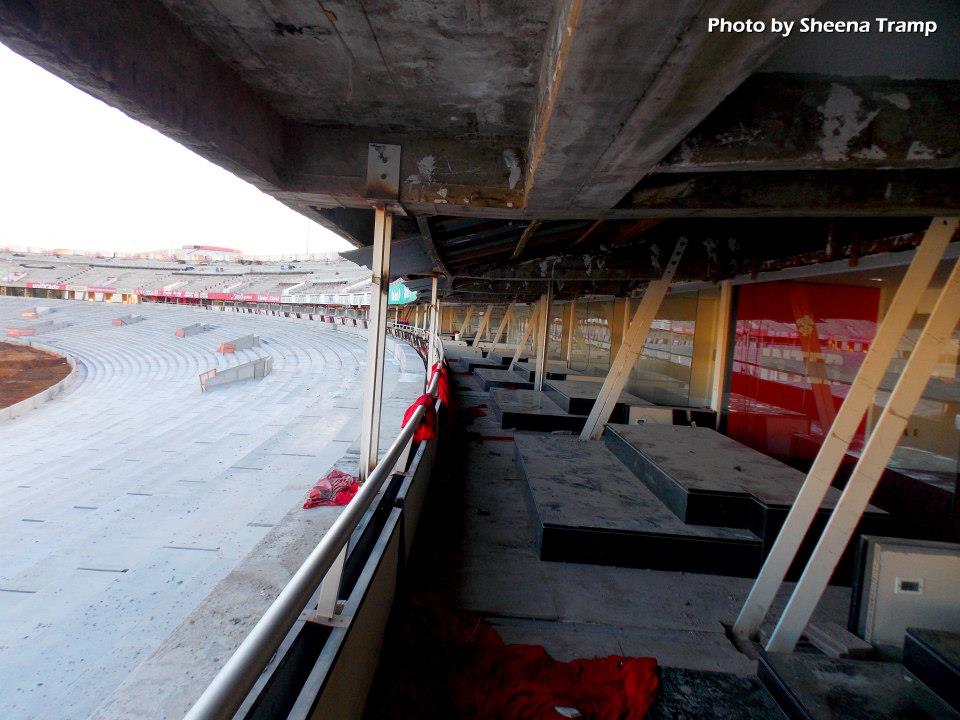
[0,342,71,409]
[0,297,423,720]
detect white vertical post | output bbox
[534,288,552,392]
[427,276,439,368]
[579,239,687,440]
[734,218,956,642]
[767,251,960,652]
[358,207,392,480]
[314,546,346,620]
[563,299,577,365]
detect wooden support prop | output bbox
[579,238,687,440]
[471,304,495,347]
[460,305,476,338]
[490,303,515,347]
[767,244,960,652]
[358,206,392,480]
[733,217,956,643]
[533,287,553,392]
[511,220,541,260]
[509,300,542,371]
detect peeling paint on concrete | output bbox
[417,155,436,183]
[818,84,879,162]
[853,145,887,160]
[907,141,936,160]
[503,149,521,190]
[879,92,911,110]
[435,188,449,204]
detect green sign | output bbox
[388,281,417,305]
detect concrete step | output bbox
[759,652,959,720]
[514,432,764,576]
[903,628,960,712]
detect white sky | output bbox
[0,43,351,257]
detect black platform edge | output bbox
[539,524,762,577]
[489,393,587,432]
[904,628,960,712]
[476,372,533,392]
[513,367,568,382]
[512,441,762,577]
[602,423,890,585]
[758,654,812,720]
[543,383,632,422]
[602,424,689,520]
[466,359,505,373]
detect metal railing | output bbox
[184,324,444,720]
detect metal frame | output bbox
[733,217,956,643]
[767,242,960,652]
[579,238,688,440]
[358,207,392,480]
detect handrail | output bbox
[184,324,443,720]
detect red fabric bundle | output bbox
[402,393,438,442]
[381,599,660,719]
[303,469,359,508]
[430,360,452,407]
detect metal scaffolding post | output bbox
[768,246,960,652]
[358,206,392,481]
[733,217,956,643]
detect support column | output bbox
[490,303,515,347]
[358,207,392,481]
[708,281,733,420]
[427,276,439,368]
[579,239,687,440]
[534,287,553,392]
[562,300,577,364]
[471,304,495,347]
[734,217,956,643]
[767,248,960,652]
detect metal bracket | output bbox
[366,143,401,201]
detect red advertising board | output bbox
[727,280,880,462]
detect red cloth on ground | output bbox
[402,393,437,442]
[303,469,358,508]
[382,599,660,719]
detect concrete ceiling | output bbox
[0,0,957,301]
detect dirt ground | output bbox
[0,342,71,409]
